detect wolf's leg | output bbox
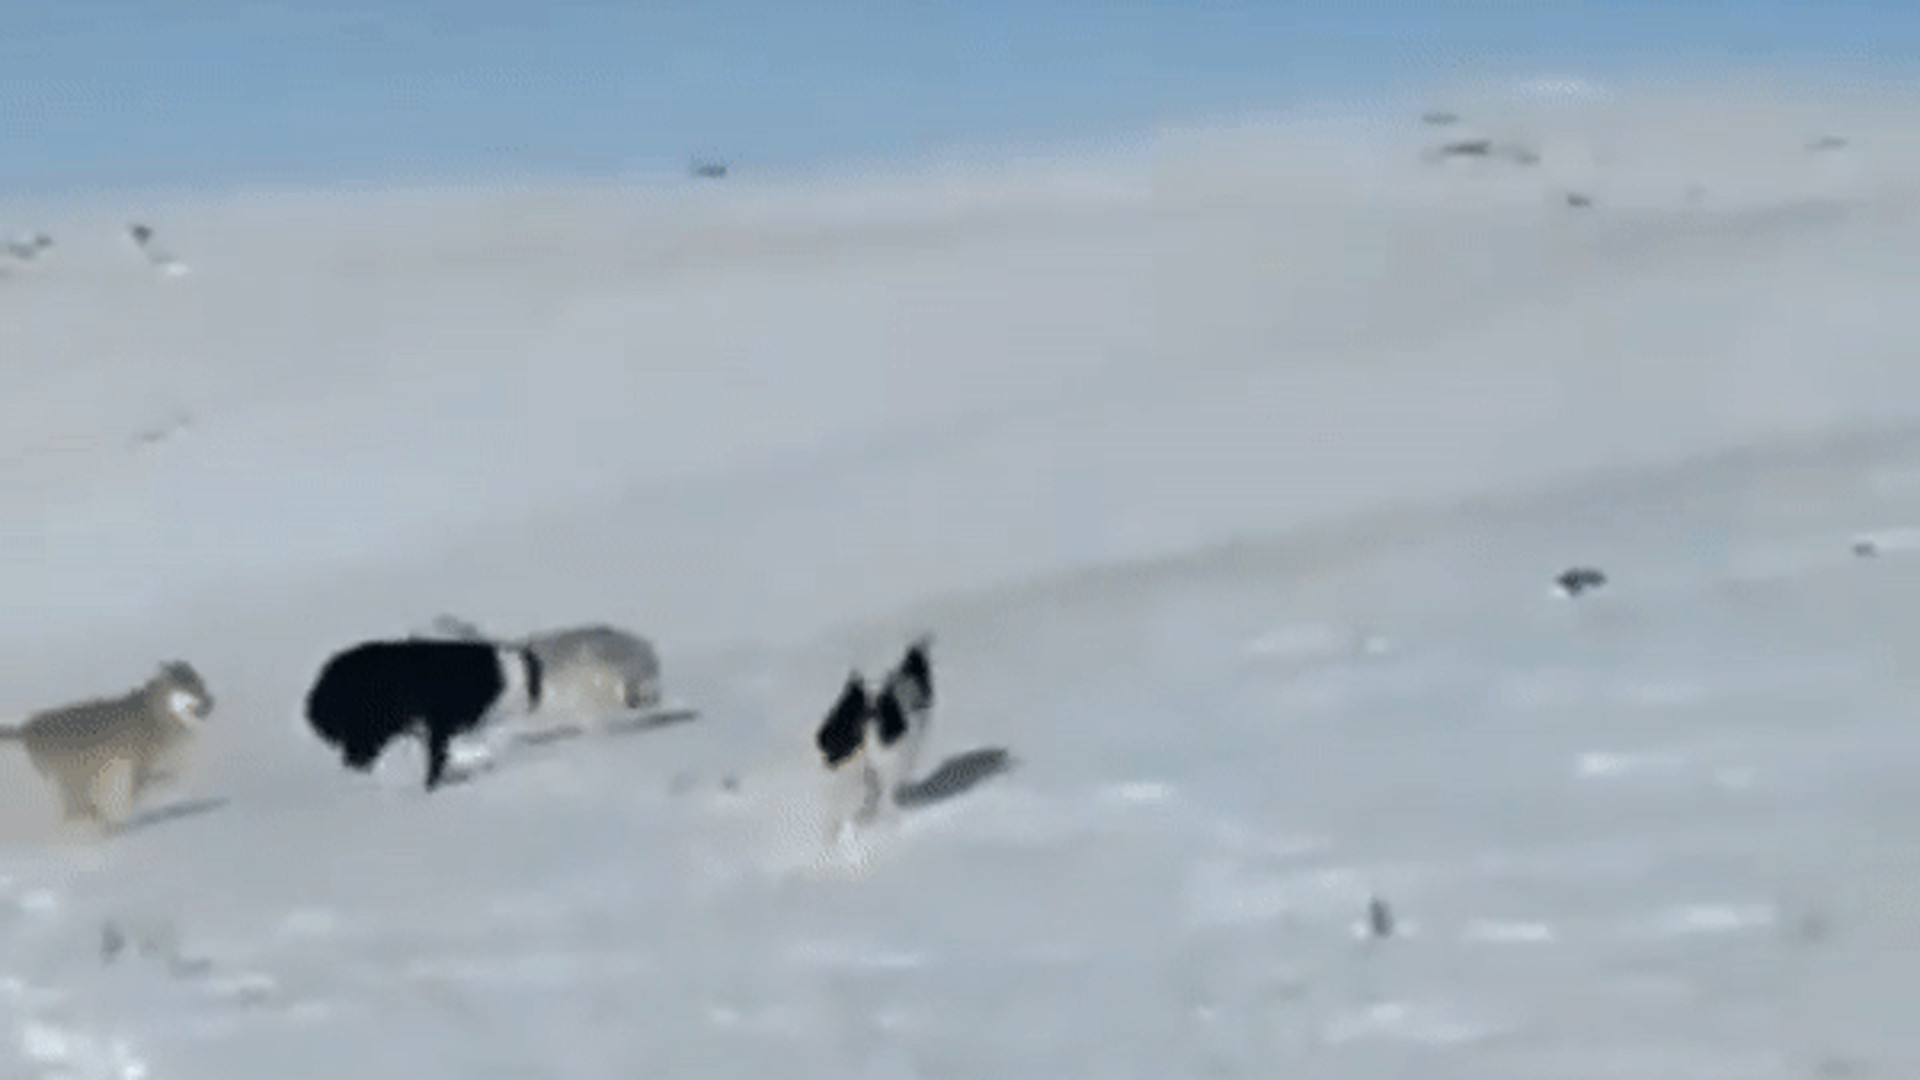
[625,677,661,711]
[140,762,180,795]
[92,759,136,831]
[133,757,169,800]
[53,775,87,823]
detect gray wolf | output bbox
[0,661,214,832]
[427,615,664,730]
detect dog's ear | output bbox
[815,672,870,769]
[874,684,909,747]
[519,646,544,707]
[892,638,933,710]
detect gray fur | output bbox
[0,662,214,832]
[523,626,662,711]
[427,615,662,719]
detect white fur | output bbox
[827,702,929,837]
[166,689,205,727]
[884,703,931,798]
[864,736,910,813]
[866,683,933,809]
[822,753,886,839]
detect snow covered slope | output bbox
[0,80,1917,1077]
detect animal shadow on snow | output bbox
[107,796,231,838]
[601,704,701,736]
[424,717,700,788]
[894,747,1017,811]
[510,704,702,748]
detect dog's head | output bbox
[305,644,405,769]
[155,661,214,723]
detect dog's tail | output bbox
[0,720,27,740]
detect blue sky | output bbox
[0,0,1909,194]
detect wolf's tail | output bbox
[0,723,27,740]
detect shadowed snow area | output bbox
[1,80,1918,1076]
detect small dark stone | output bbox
[101,922,125,964]
[1566,192,1593,208]
[1795,908,1831,944]
[166,955,212,979]
[1815,1054,1863,1078]
[1555,566,1608,597]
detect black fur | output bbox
[304,639,536,792]
[522,648,543,709]
[814,638,936,763]
[815,674,869,769]
[874,689,908,747]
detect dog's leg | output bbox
[425,730,452,792]
[890,701,932,801]
[820,758,866,843]
[457,714,514,776]
[855,759,885,824]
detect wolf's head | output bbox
[155,661,215,723]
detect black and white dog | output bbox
[814,637,934,826]
[304,639,544,792]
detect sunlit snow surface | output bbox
[2,82,1919,1077]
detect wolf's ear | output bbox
[431,615,486,641]
[815,673,870,768]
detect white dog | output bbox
[813,637,934,833]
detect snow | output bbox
[2,79,1919,1075]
